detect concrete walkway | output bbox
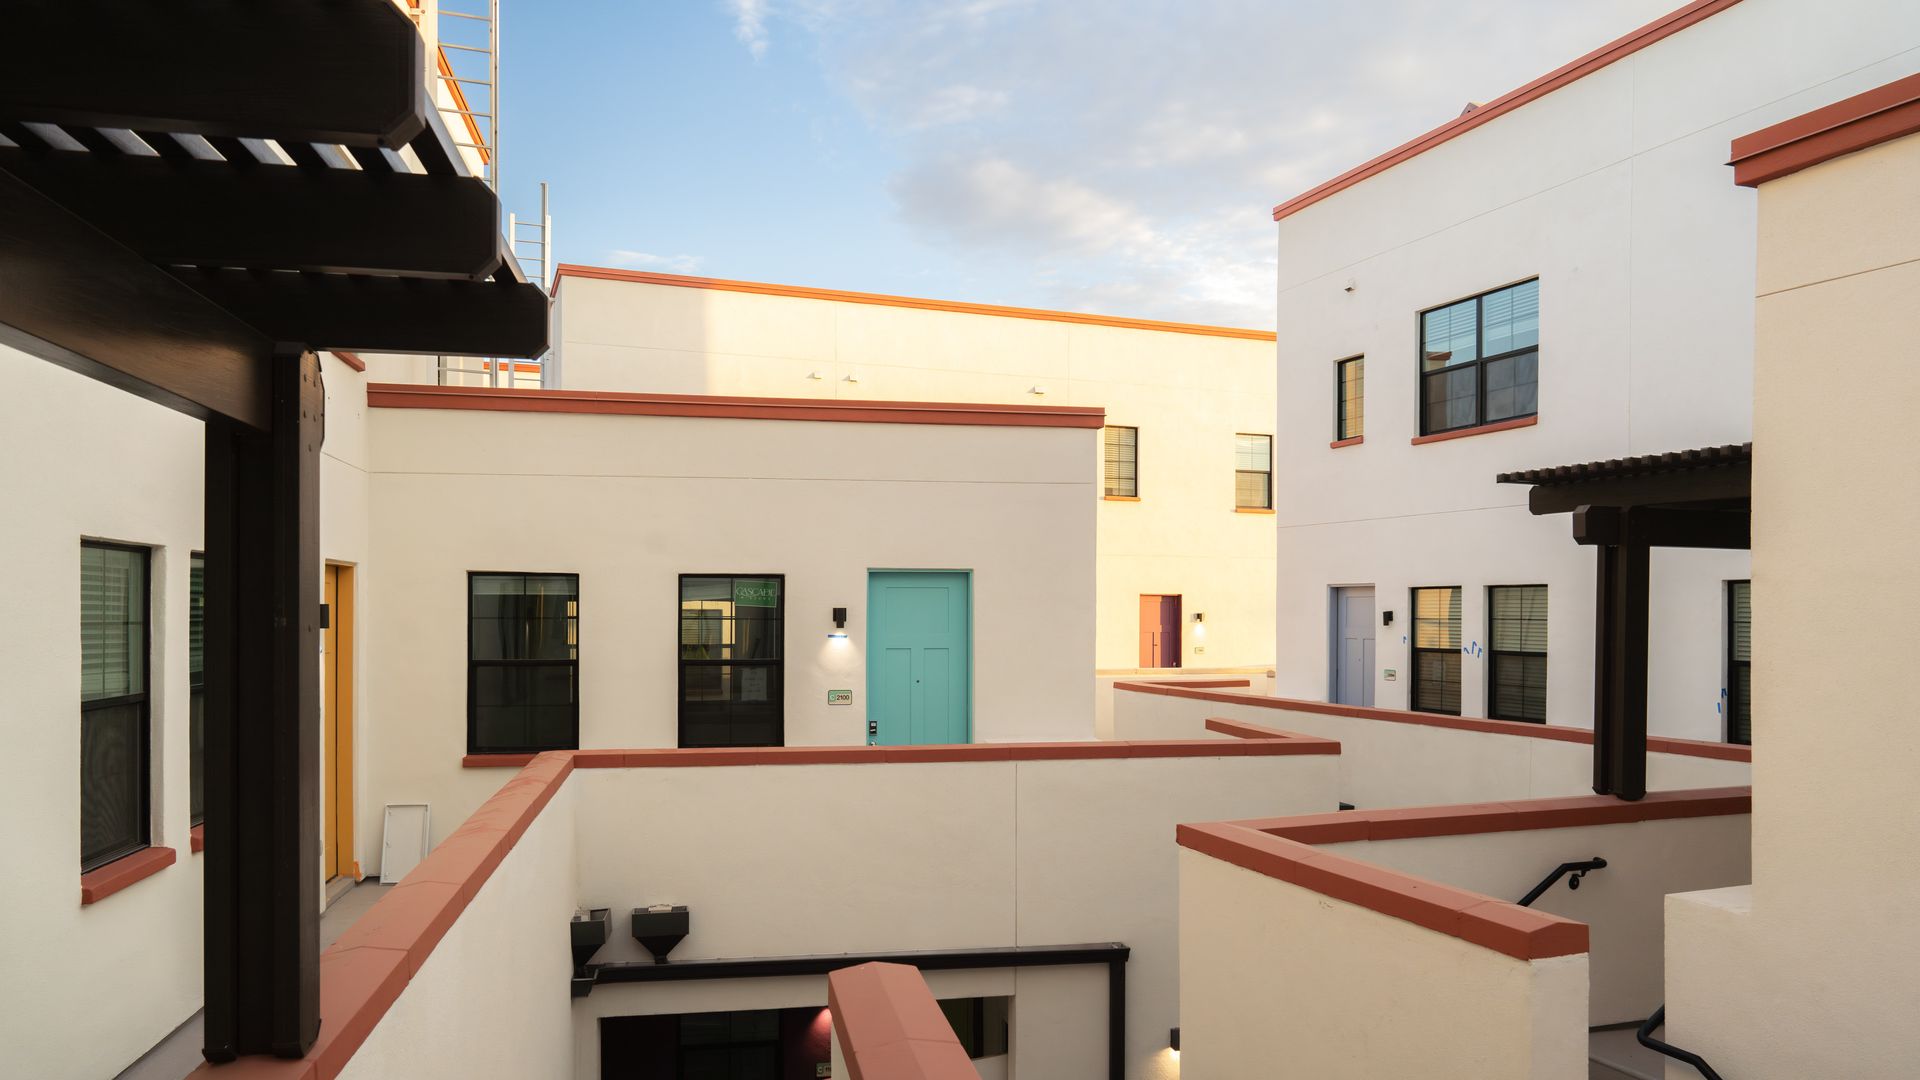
[115,882,393,1080]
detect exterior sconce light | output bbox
[1382,610,1394,626]
[1192,612,1205,623]
[833,607,847,628]
[1169,1027,1180,1052]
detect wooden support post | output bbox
[1590,507,1650,800]
[202,350,323,1061]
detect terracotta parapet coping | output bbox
[1731,71,1920,186]
[1113,681,1751,762]
[190,751,577,1079]
[367,382,1106,429]
[553,263,1276,342]
[190,824,205,853]
[462,734,1341,769]
[1178,786,1750,961]
[80,846,177,905]
[828,962,980,1080]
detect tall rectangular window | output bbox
[1419,278,1539,435]
[468,573,579,754]
[1488,585,1548,722]
[1103,425,1138,498]
[679,575,785,747]
[1235,433,1272,509]
[81,542,149,870]
[1335,356,1365,441]
[1728,580,1751,745]
[189,553,205,826]
[1410,586,1462,716]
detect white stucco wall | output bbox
[0,345,208,1078]
[1272,0,1920,739]
[1318,813,1748,1025]
[1179,849,1588,1079]
[337,781,579,1079]
[1663,122,1920,1078]
[364,406,1098,854]
[566,751,1336,1080]
[549,274,1279,678]
[0,346,376,1075]
[1112,686,1749,807]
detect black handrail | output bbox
[1637,1005,1725,1080]
[1516,857,1606,907]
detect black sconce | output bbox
[1382,610,1394,626]
[832,607,847,628]
[631,904,690,964]
[1192,612,1205,624]
[1169,1027,1181,1052]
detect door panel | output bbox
[1333,586,1376,707]
[1139,594,1181,668]
[868,572,970,745]
[323,564,355,882]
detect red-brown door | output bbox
[1138,594,1182,668]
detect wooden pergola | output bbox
[0,1,547,1063]
[1498,444,1751,800]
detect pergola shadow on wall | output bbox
[1499,444,1751,799]
[0,1,545,1063]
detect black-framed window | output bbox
[1336,356,1365,440]
[679,575,784,748]
[1103,425,1138,498]
[1411,586,1462,716]
[1728,580,1751,745]
[678,1009,779,1078]
[468,573,579,754]
[81,541,150,870]
[189,552,205,826]
[1419,278,1538,435]
[940,997,1011,1060]
[1488,585,1548,722]
[1235,433,1272,509]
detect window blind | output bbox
[1103,426,1138,498]
[1235,433,1271,509]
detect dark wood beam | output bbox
[171,269,552,359]
[0,168,272,428]
[1574,506,1750,550]
[202,351,323,1062]
[0,148,502,279]
[0,0,425,148]
[1591,509,1650,801]
[1528,464,1752,514]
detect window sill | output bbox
[463,753,539,768]
[1329,435,1364,449]
[1234,507,1275,515]
[190,824,204,853]
[1102,495,1141,502]
[80,846,177,905]
[1410,415,1537,445]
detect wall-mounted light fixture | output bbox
[1169,1027,1180,1053]
[832,607,847,628]
[1382,610,1394,627]
[1192,612,1205,624]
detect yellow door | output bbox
[323,565,356,881]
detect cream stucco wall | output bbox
[1112,686,1749,807]
[337,780,578,1080]
[567,751,1336,1080]
[0,346,375,1075]
[548,275,1279,679]
[363,407,1098,855]
[1179,849,1588,1079]
[1272,0,1920,738]
[1663,127,1920,1078]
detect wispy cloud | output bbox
[725,0,770,59]
[771,0,1681,325]
[605,249,704,275]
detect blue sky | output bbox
[494,1,1679,328]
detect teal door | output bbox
[867,572,971,745]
